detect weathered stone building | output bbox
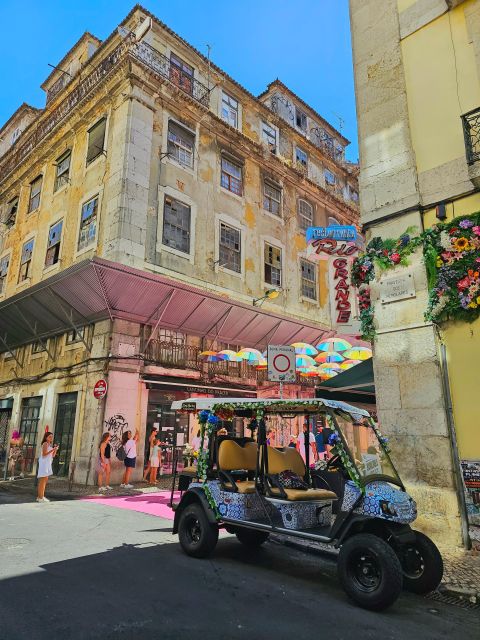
[0,5,359,484]
[350,0,480,548]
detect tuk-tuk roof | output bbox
[170,397,370,417]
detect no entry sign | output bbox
[267,345,296,382]
[93,379,108,399]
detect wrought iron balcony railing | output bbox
[131,41,210,108]
[144,340,201,370]
[0,37,210,184]
[462,107,480,165]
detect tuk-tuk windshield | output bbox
[334,412,401,483]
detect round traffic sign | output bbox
[273,353,291,373]
[93,379,108,399]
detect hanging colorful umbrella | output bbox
[295,355,317,369]
[290,342,318,356]
[339,359,362,370]
[237,348,263,362]
[300,368,320,377]
[317,337,352,353]
[343,347,372,360]
[217,349,242,362]
[314,351,344,364]
[317,362,342,370]
[199,350,221,362]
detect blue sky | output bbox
[0,0,358,160]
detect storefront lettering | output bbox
[311,238,359,257]
[333,258,351,324]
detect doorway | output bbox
[19,397,43,473]
[52,393,78,477]
[0,408,12,478]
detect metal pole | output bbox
[279,381,283,399]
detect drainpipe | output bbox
[438,340,471,549]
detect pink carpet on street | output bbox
[83,490,179,520]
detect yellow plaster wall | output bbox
[401,2,480,173]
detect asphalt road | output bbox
[0,494,477,640]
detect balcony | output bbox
[462,107,480,165]
[144,340,201,370]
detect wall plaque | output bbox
[380,273,416,304]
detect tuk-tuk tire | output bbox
[396,530,444,594]
[178,503,219,558]
[234,528,270,547]
[338,533,403,611]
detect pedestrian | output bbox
[191,429,202,452]
[149,437,162,485]
[288,434,297,448]
[96,432,112,492]
[314,424,327,461]
[297,420,317,465]
[8,430,25,480]
[37,432,59,502]
[143,426,159,481]
[266,428,276,446]
[120,429,139,489]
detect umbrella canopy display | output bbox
[314,352,344,364]
[317,337,352,353]
[339,359,362,370]
[300,368,320,377]
[290,342,318,356]
[237,348,263,362]
[199,350,222,362]
[217,349,242,362]
[317,362,342,370]
[343,347,372,360]
[295,355,317,369]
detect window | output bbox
[295,147,308,168]
[54,150,71,191]
[170,53,194,94]
[78,196,98,251]
[325,169,336,186]
[31,340,45,354]
[167,121,194,169]
[219,222,241,273]
[162,196,191,254]
[86,118,106,165]
[221,93,239,128]
[220,156,243,196]
[298,199,313,232]
[66,327,85,344]
[263,180,281,216]
[301,259,317,300]
[295,107,307,131]
[264,243,282,287]
[262,122,277,152]
[349,187,359,202]
[45,220,63,267]
[28,176,42,212]
[5,196,18,227]
[19,239,34,282]
[158,329,185,345]
[0,255,9,294]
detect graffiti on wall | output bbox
[461,460,480,549]
[104,414,129,453]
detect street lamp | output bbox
[253,288,282,306]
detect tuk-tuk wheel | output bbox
[396,530,444,594]
[338,533,403,611]
[234,528,270,547]
[178,503,219,558]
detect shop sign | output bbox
[267,345,296,382]
[181,402,197,411]
[328,257,361,333]
[93,379,108,399]
[306,226,359,262]
[306,225,357,242]
[461,460,480,549]
[380,273,416,304]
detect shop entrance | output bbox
[52,393,78,477]
[0,407,12,478]
[19,396,42,473]
[146,389,189,475]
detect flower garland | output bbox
[423,212,480,323]
[327,432,363,491]
[197,410,220,517]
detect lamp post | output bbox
[252,289,281,306]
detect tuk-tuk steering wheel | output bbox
[326,454,342,470]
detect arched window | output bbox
[298,199,314,231]
[328,216,340,226]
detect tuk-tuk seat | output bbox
[218,440,258,494]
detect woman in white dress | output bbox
[37,432,58,503]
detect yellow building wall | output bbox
[401,1,480,173]
[424,193,480,460]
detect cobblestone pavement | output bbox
[1,476,479,604]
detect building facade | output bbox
[350,0,480,548]
[0,5,359,484]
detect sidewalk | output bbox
[1,476,479,604]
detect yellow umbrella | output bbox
[343,347,372,360]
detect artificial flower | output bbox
[390,252,401,264]
[457,277,470,290]
[473,226,480,236]
[453,237,470,252]
[436,257,443,267]
[468,301,478,309]
[449,227,459,236]
[459,219,474,229]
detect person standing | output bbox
[96,433,112,492]
[142,426,159,481]
[314,424,327,461]
[297,420,317,466]
[149,437,161,485]
[37,432,58,502]
[121,429,139,489]
[8,430,25,480]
